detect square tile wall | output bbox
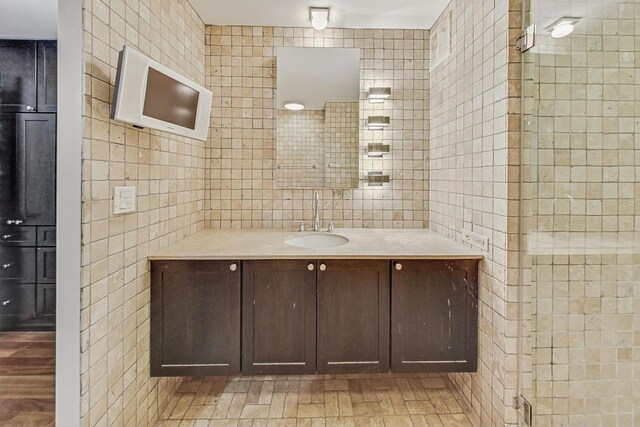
[428,0,522,425]
[275,109,326,188]
[205,26,429,229]
[81,0,206,425]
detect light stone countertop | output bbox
[148,229,484,261]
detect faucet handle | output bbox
[327,221,335,232]
[295,220,307,232]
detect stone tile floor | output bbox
[158,373,478,426]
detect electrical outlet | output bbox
[461,229,489,251]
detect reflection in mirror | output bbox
[276,47,360,189]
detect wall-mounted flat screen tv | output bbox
[111,46,212,141]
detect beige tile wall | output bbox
[276,109,326,188]
[428,0,522,425]
[324,102,360,189]
[522,0,640,424]
[80,0,206,425]
[205,26,429,229]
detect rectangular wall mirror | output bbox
[275,47,360,189]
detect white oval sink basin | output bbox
[285,233,349,249]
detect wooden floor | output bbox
[158,373,478,427]
[0,332,55,426]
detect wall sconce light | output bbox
[367,87,391,104]
[547,17,580,38]
[366,116,390,130]
[367,171,390,187]
[284,102,305,111]
[310,8,330,31]
[367,143,390,157]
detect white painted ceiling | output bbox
[190,0,449,29]
[0,0,57,39]
[277,48,360,110]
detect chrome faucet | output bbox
[312,189,321,232]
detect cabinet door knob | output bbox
[319,263,327,271]
[1,263,13,270]
[307,263,315,271]
[395,263,403,271]
[26,106,34,111]
[1,234,12,240]
[230,263,238,272]
[1,300,11,306]
[6,219,24,225]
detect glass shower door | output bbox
[519,0,640,424]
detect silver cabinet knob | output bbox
[1,263,13,270]
[319,263,327,271]
[230,263,238,272]
[1,300,10,306]
[308,263,315,271]
[395,263,403,271]
[1,234,12,240]
[6,219,24,225]
[26,106,34,111]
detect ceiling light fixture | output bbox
[547,17,580,38]
[284,102,305,111]
[367,87,392,104]
[310,7,330,31]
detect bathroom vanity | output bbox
[148,229,482,377]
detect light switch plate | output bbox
[114,186,137,215]
[461,229,489,251]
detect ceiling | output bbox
[0,0,57,39]
[277,48,360,110]
[190,0,449,29]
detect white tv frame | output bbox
[111,46,212,141]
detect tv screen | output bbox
[143,68,200,130]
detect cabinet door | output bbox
[317,260,390,374]
[242,260,316,375]
[36,283,56,320]
[0,41,37,113]
[0,247,36,284]
[37,41,57,112]
[391,260,478,372]
[0,284,36,331]
[0,114,17,222]
[37,247,56,284]
[151,260,241,377]
[16,114,56,225]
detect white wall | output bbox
[0,0,57,39]
[56,0,82,424]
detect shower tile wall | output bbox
[522,0,640,425]
[205,26,429,229]
[81,0,206,425]
[428,0,522,425]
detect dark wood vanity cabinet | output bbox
[391,260,478,372]
[242,260,316,374]
[150,258,478,377]
[317,260,390,374]
[150,260,241,376]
